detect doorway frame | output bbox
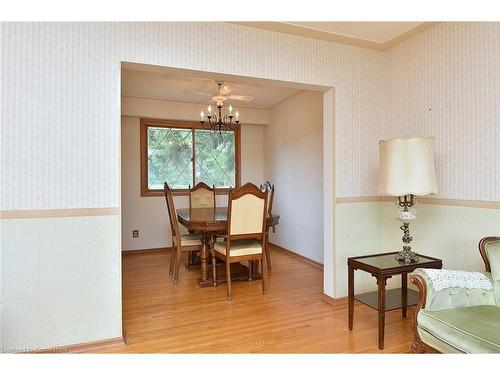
[118,61,336,331]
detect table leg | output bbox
[348,265,354,331]
[401,272,408,318]
[251,260,259,275]
[377,276,387,350]
[197,232,211,287]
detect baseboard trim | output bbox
[320,294,348,307]
[268,242,323,269]
[122,247,172,255]
[32,336,125,354]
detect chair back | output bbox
[164,182,182,242]
[189,182,216,209]
[260,180,275,215]
[228,182,267,239]
[479,236,500,273]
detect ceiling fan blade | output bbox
[189,91,213,96]
[228,95,254,101]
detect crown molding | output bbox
[230,22,441,51]
[382,22,442,50]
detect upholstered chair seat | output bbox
[214,239,263,257]
[173,233,203,247]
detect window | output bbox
[140,118,241,196]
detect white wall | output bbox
[323,89,335,296]
[382,203,500,273]
[1,215,121,349]
[0,22,3,349]
[121,98,266,251]
[335,202,389,296]
[264,91,324,263]
[334,201,500,298]
[0,228,2,348]
[386,22,500,202]
[377,22,500,298]
[1,22,385,213]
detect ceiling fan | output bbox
[192,82,254,105]
[198,82,250,132]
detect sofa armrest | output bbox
[410,268,496,312]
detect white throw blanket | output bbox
[422,269,493,291]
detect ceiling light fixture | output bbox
[200,83,240,133]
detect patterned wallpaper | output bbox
[386,22,500,201]
[1,22,498,209]
[1,22,386,210]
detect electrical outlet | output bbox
[132,229,139,238]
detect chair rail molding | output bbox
[335,197,500,209]
[0,207,120,219]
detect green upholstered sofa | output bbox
[410,236,500,353]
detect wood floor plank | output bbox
[91,248,414,353]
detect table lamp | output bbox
[378,137,438,263]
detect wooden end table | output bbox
[347,252,442,350]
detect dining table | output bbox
[176,207,280,287]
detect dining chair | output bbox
[164,182,203,283]
[212,183,268,301]
[260,181,275,272]
[189,182,216,209]
[186,182,216,264]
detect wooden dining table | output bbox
[177,207,280,287]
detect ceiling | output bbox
[121,67,302,109]
[285,22,422,43]
[232,22,440,51]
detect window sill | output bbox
[141,188,234,197]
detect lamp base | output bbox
[395,195,419,264]
[395,246,419,264]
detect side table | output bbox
[347,252,442,350]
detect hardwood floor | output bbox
[96,246,415,353]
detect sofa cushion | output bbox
[494,279,500,306]
[418,305,500,353]
[417,327,463,353]
[485,240,500,281]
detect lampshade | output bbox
[378,137,438,197]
